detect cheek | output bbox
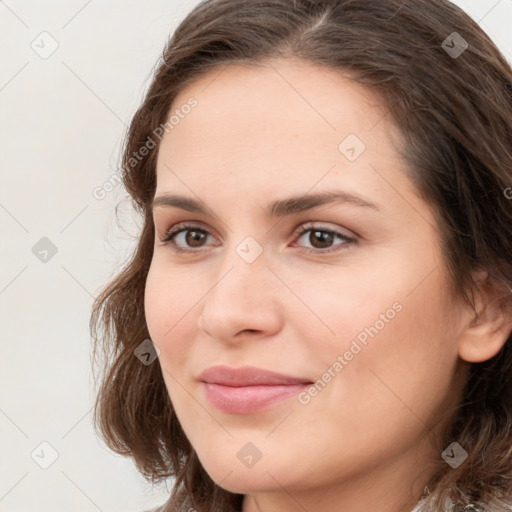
[287,274,461,472]
[144,263,197,364]
[144,266,169,341]
[335,274,458,417]
[285,264,403,365]
[299,261,460,410]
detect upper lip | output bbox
[198,365,312,387]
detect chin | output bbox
[197,450,291,494]
[211,469,284,495]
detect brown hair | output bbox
[90,0,512,510]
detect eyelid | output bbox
[295,221,356,240]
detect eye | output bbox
[293,223,356,254]
[160,222,216,253]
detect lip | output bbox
[198,365,313,414]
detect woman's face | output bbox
[145,58,472,511]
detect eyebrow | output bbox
[150,190,380,218]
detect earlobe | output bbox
[457,273,512,363]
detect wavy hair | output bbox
[90,0,512,510]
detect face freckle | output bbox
[143,58,471,511]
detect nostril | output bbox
[238,329,259,336]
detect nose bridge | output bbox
[197,235,281,340]
[207,235,269,311]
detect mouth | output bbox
[198,365,313,414]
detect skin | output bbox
[144,58,510,512]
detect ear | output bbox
[458,270,512,363]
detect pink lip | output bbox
[198,365,312,414]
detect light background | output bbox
[0,1,511,511]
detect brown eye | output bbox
[161,223,216,252]
[307,230,335,249]
[294,224,356,254]
[183,229,208,247]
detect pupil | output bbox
[187,230,205,247]
[311,231,332,248]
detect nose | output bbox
[196,243,283,344]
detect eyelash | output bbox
[159,222,357,255]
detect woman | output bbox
[90,0,512,511]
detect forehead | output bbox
[155,58,407,202]
[167,58,389,144]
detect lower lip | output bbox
[201,382,310,414]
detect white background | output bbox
[0,1,511,511]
